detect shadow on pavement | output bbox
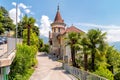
[48,54,59,61]
[38,53,59,61]
[38,53,48,57]
[52,66,63,70]
[52,66,71,76]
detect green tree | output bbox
[32,25,39,36]
[23,29,39,47]
[0,9,4,34]
[106,46,120,73]
[0,6,15,31]
[0,10,3,20]
[94,65,114,80]
[22,15,35,46]
[41,44,50,53]
[66,32,81,67]
[0,23,4,34]
[17,21,39,38]
[9,44,37,80]
[17,21,23,38]
[81,34,91,71]
[0,6,8,15]
[114,72,120,80]
[38,38,44,51]
[87,29,106,71]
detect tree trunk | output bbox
[108,65,114,73]
[71,46,76,67]
[84,53,88,71]
[91,52,95,71]
[27,26,30,46]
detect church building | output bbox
[49,5,83,60]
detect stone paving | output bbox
[30,52,77,80]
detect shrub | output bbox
[94,65,114,80]
[23,29,39,47]
[9,44,37,80]
[114,72,120,80]
[39,44,49,53]
[38,38,43,51]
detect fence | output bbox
[7,38,22,54]
[0,37,22,58]
[63,63,108,80]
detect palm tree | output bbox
[87,29,106,71]
[81,34,91,71]
[66,32,81,67]
[22,15,35,46]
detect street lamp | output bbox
[15,3,18,48]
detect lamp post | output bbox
[15,3,18,48]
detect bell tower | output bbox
[49,5,66,57]
[51,5,66,33]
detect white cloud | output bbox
[75,23,120,30]
[9,8,21,24]
[34,23,39,27]
[39,15,52,37]
[19,3,27,9]
[18,3,31,14]
[9,2,32,24]
[75,23,120,42]
[24,9,30,14]
[12,2,16,6]
[105,29,120,42]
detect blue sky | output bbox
[1,0,120,43]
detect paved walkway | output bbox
[30,52,77,80]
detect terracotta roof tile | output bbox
[66,26,83,33]
[61,25,83,35]
[54,11,64,23]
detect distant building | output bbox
[49,5,84,61]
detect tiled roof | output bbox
[54,11,64,23]
[50,25,84,37]
[66,26,82,33]
[62,25,84,34]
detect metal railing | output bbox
[7,38,16,54]
[0,37,22,58]
[7,37,22,55]
[63,63,108,80]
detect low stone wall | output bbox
[63,63,108,80]
[0,51,15,67]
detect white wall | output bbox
[66,45,71,64]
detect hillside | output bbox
[109,41,120,51]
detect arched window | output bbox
[58,28,60,32]
[54,28,56,32]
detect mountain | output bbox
[109,41,120,51]
[40,36,48,44]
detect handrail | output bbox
[63,63,108,80]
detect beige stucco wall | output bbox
[61,33,71,63]
[52,24,65,33]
